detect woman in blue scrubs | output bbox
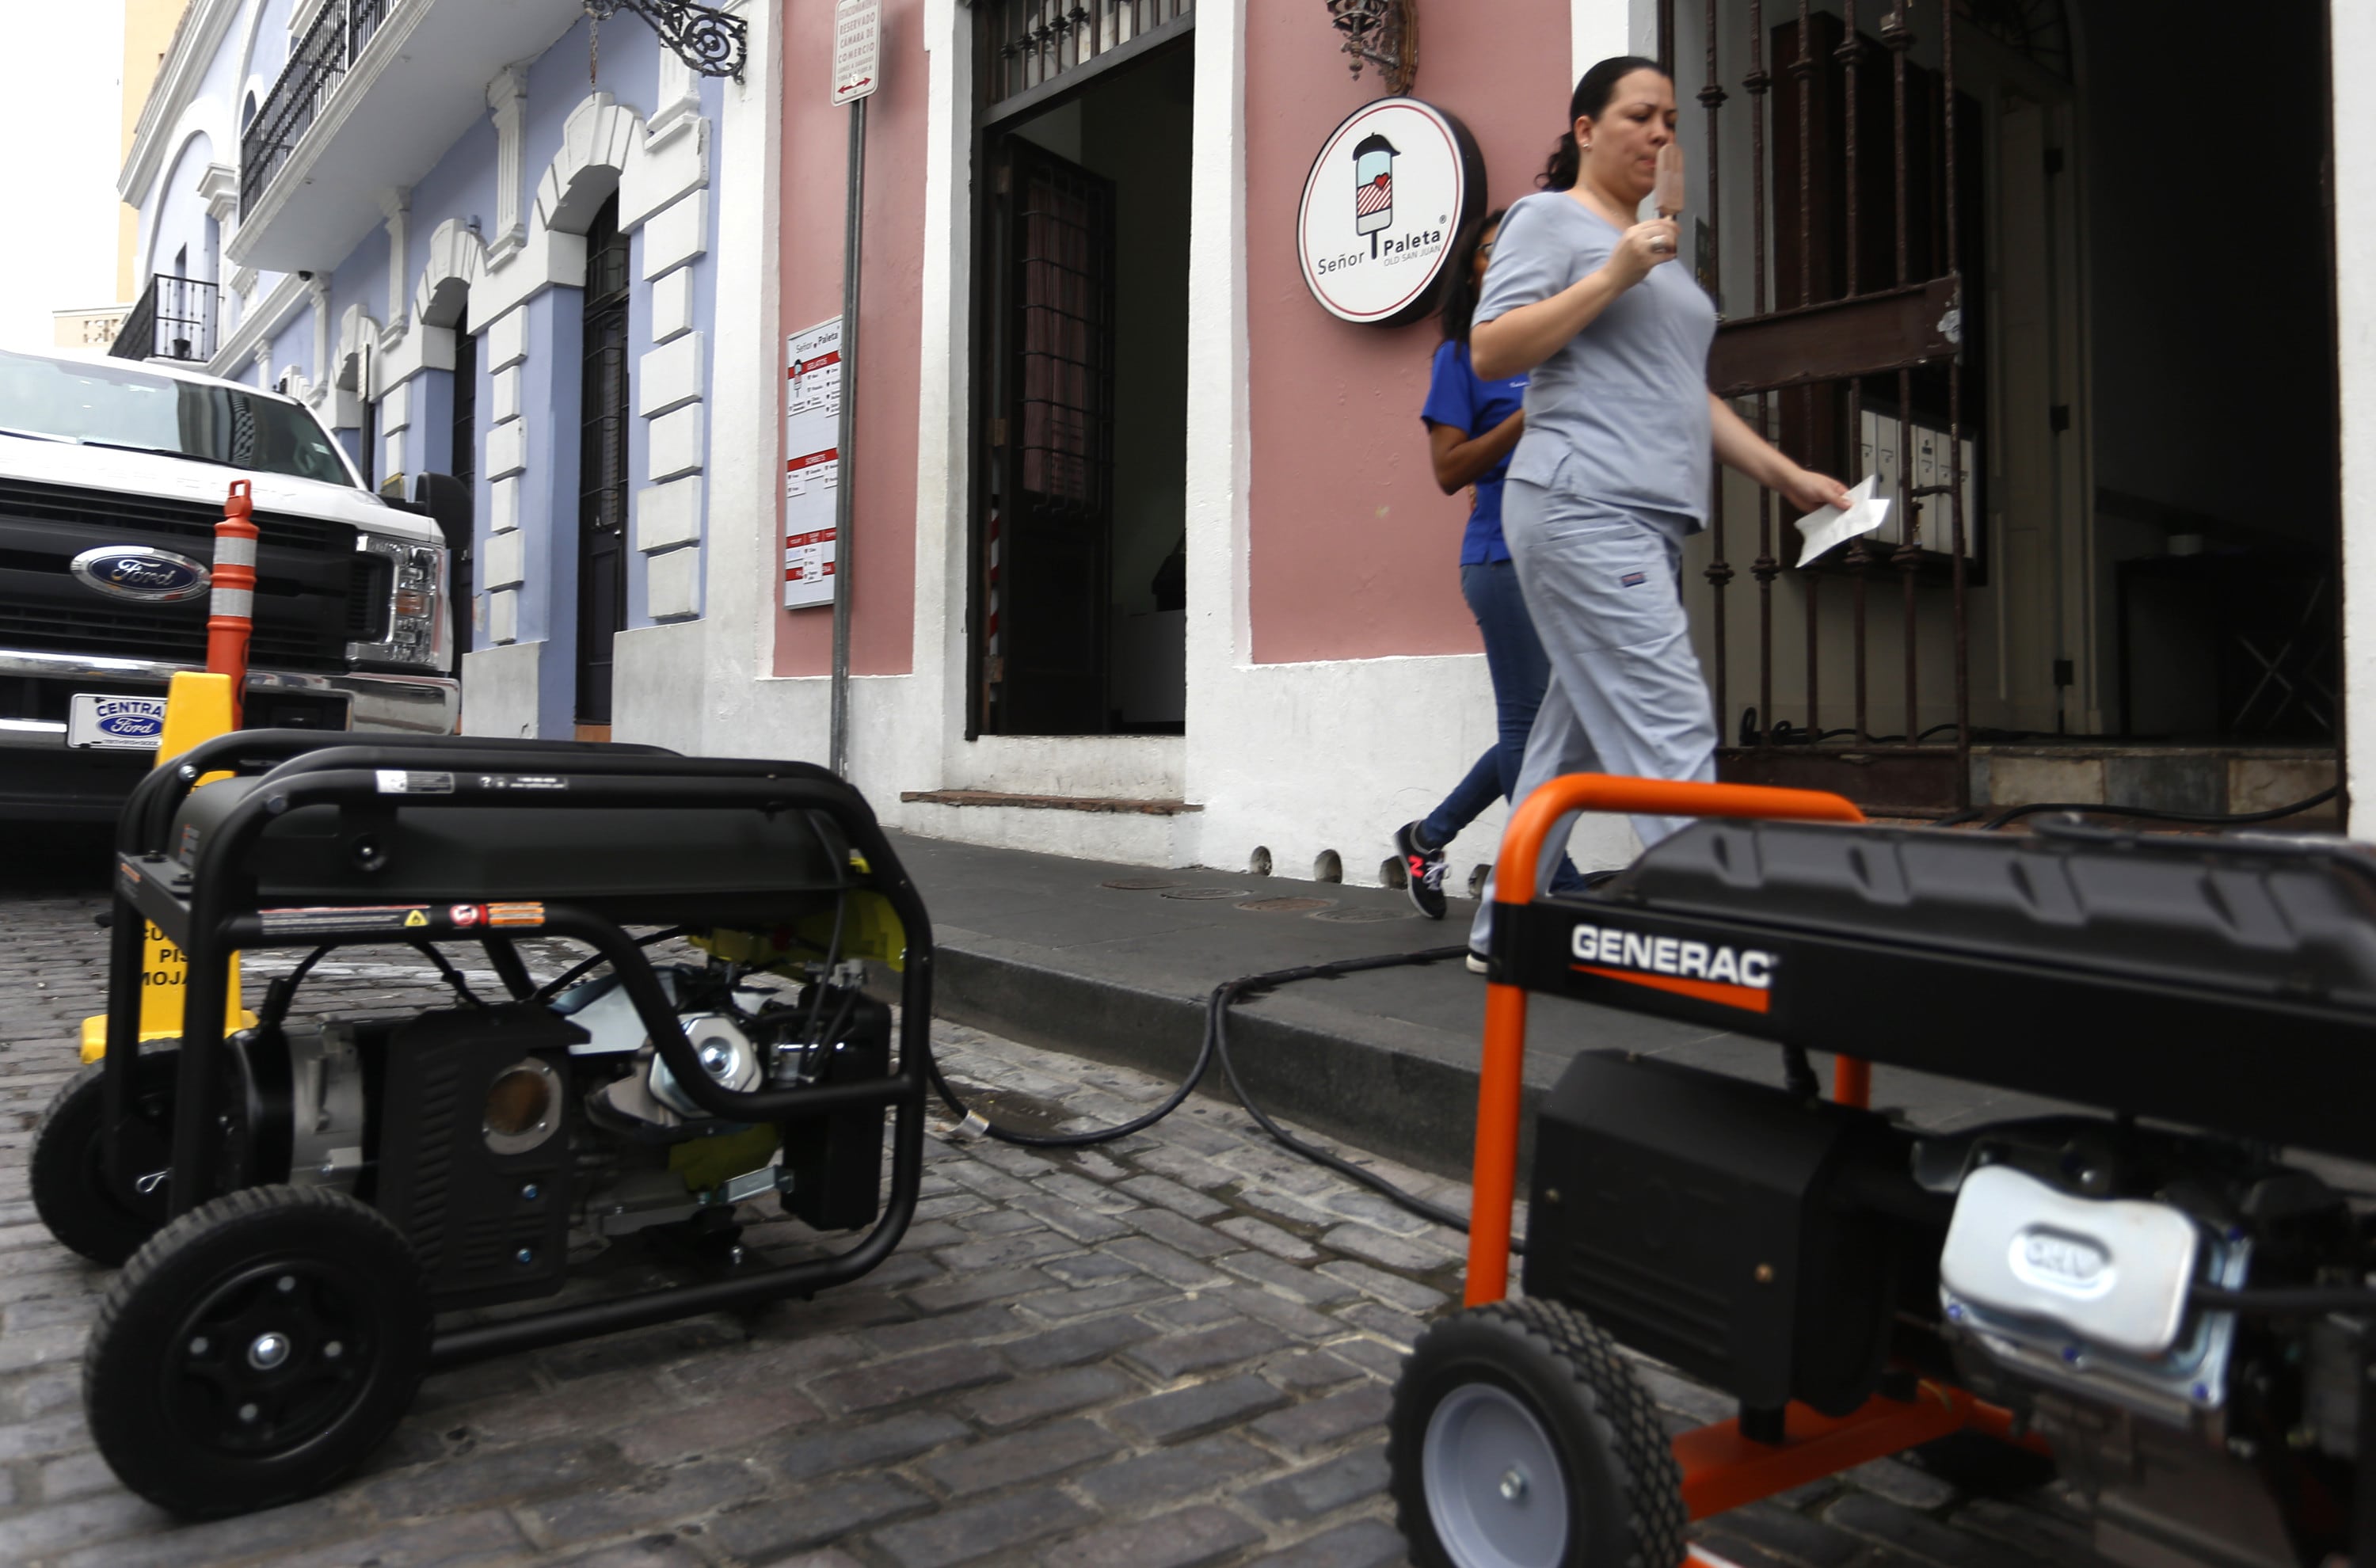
[1464,55,1848,963]
[1395,209,1578,919]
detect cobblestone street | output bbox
[0,840,2106,1568]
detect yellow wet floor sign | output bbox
[78,672,253,1064]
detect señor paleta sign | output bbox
[1297,97,1485,329]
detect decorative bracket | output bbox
[583,0,748,82]
[1324,0,1417,96]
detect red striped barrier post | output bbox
[208,480,257,725]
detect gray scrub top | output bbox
[1474,189,1720,526]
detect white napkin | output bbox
[1794,475,1891,568]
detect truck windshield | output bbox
[0,350,355,487]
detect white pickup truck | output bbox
[0,347,459,821]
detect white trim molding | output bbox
[486,66,531,268]
[120,0,240,208]
[210,269,313,385]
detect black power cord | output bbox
[924,945,1496,1241]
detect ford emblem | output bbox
[69,546,212,603]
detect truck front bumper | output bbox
[0,648,460,820]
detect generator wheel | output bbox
[1390,1298,1687,1568]
[31,1049,181,1266]
[83,1185,432,1517]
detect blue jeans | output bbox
[1418,560,1585,892]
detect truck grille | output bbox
[0,478,368,674]
[0,478,348,554]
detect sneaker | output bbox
[1393,821,1449,919]
[1464,949,1490,975]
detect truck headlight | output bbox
[348,535,448,670]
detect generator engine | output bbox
[222,954,893,1309]
[1927,1120,2367,1568]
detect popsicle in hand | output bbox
[1654,142,1685,219]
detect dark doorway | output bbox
[973,32,1193,736]
[575,196,631,729]
[449,306,477,660]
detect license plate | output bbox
[68,694,168,750]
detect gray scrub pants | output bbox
[1467,479,1719,954]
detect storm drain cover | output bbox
[1159,887,1252,900]
[1100,877,1180,891]
[1311,907,1413,923]
[1237,896,1334,914]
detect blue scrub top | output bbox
[1422,338,1529,565]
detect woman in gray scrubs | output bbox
[1464,55,1847,967]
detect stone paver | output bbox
[0,840,2092,1565]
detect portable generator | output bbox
[32,731,932,1517]
[1388,774,2376,1568]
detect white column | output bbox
[1572,0,1660,84]
[2337,0,2376,835]
[1182,0,1250,725]
[487,67,529,266]
[379,187,410,338]
[200,164,242,336]
[307,279,331,405]
[651,25,701,141]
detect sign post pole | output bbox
[828,0,881,778]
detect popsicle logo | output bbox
[1298,97,1483,328]
[1353,133,1396,257]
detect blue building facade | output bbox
[121,0,737,739]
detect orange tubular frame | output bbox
[1460,774,2047,1525]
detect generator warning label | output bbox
[1568,921,1777,1014]
[258,904,440,937]
[375,770,455,794]
[485,902,546,928]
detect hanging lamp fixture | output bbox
[582,0,749,82]
[1323,0,1417,95]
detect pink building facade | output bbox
[615,0,2376,868]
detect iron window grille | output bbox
[241,0,395,218]
[111,275,220,365]
[980,0,1193,112]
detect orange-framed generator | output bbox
[1386,774,2376,1568]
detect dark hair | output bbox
[1537,55,1667,191]
[1438,207,1508,348]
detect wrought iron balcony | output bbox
[111,274,221,364]
[240,0,395,218]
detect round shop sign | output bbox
[1297,97,1485,328]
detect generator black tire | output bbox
[1390,1298,1688,1568]
[84,1184,432,1518]
[30,1049,181,1266]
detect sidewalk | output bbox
[885,831,2061,1181]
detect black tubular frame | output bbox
[100,731,934,1370]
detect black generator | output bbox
[32,733,934,1517]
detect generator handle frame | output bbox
[101,744,939,1367]
[101,732,686,1169]
[1464,774,1869,1309]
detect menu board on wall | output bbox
[783,318,842,609]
